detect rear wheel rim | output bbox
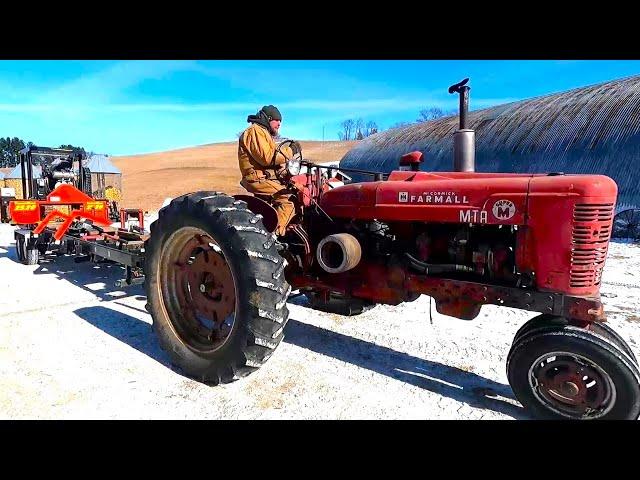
[528,351,616,419]
[159,227,237,353]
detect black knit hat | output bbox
[261,105,282,121]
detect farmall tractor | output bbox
[144,79,640,419]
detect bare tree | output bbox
[337,118,380,140]
[364,121,378,137]
[354,118,365,140]
[339,119,355,141]
[416,107,446,123]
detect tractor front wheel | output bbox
[144,192,291,385]
[511,314,638,365]
[507,325,640,419]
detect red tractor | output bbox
[144,79,640,419]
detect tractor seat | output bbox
[253,193,273,202]
[238,180,276,204]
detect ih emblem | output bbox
[399,192,409,203]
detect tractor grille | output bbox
[572,225,612,243]
[570,203,614,288]
[573,204,614,223]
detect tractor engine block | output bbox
[343,221,521,286]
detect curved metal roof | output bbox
[340,74,640,212]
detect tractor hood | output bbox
[319,171,617,225]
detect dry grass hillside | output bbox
[111,140,358,211]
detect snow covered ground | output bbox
[0,219,638,419]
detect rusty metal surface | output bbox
[340,75,640,212]
[290,260,606,323]
[532,353,611,417]
[161,229,237,352]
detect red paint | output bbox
[317,172,617,298]
[9,184,110,240]
[120,208,145,231]
[399,151,424,167]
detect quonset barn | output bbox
[339,74,640,238]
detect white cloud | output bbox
[0,96,520,114]
[36,60,201,105]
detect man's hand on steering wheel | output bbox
[276,139,302,161]
[274,139,304,182]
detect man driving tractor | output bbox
[238,105,295,236]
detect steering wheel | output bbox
[274,139,303,179]
[275,139,302,161]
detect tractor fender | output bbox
[233,194,278,233]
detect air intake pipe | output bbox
[448,78,475,172]
[316,233,362,274]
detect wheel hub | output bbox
[561,381,580,397]
[161,229,237,353]
[531,352,614,418]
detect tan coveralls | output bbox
[238,123,295,236]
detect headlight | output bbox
[287,157,301,175]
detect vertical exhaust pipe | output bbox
[20,152,27,200]
[77,151,85,193]
[26,148,35,198]
[448,78,475,172]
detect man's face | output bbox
[269,119,281,135]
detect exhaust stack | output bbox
[448,78,475,172]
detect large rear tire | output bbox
[144,192,291,385]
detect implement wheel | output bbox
[16,237,26,263]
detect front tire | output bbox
[144,192,291,384]
[507,326,640,419]
[512,314,638,365]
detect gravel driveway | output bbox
[1,221,638,419]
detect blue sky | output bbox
[1,60,639,156]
